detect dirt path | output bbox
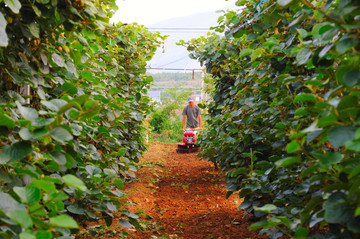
[80,142,266,238]
[116,142,265,239]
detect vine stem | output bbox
[32,152,43,165]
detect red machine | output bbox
[176,130,199,153]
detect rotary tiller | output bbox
[176,130,199,153]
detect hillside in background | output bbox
[147,8,232,72]
[145,5,236,101]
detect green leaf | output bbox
[347,217,360,234]
[81,70,93,80]
[119,219,133,228]
[7,210,32,229]
[318,115,337,127]
[114,179,124,188]
[323,192,352,224]
[16,102,38,121]
[5,0,21,14]
[263,38,279,47]
[350,164,360,179]
[337,95,359,121]
[294,107,308,116]
[32,118,55,127]
[275,122,286,129]
[70,49,82,64]
[0,13,9,47]
[19,128,32,140]
[0,192,26,213]
[65,154,74,169]
[253,204,277,213]
[345,139,360,151]
[336,35,358,54]
[275,157,301,168]
[41,99,68,112]
[355,207,360,217]
[27,22,40,38]
[58,102,77,115]
[123,210,139,219]
[251,48,262,61]
[0,112,15,128]
[239,188,252,198]
[328,126,356,148]
[8,141,32,161]
[239,49,253,58]
[311,151,343,167]
[294,93,317,103]
[135,92,141,102]
[13,187,27,203]
[62,174,87,191]
[50,127,73,144]
[277,0,292,6]
[19,127,48,140]
[226,191,233,199]
[104,168,116,176]
[296,28,307,40]
[52,53,65,67]
[31,179,56,193]
[319,24,333,35]
[236,0,247,6]
[231,109,241,117]
[26,186,41,205]
[343,70,360,86]
[77,33,89,46]
[50,214,79,228]
[296,48,312,65]
[20,231,35,239]
[320,26,340,41]
[286,140,300,153]
[36,0,49,4]
[231,167,248,177]
[69,109,80,120]
[62,83,78,95]
[295,228,309,237]
[356,128,360,139]
[49,151,67,165]
[249,220,269,230]
[319,44,333,58]
[35,231,52,239]
[107,202,117,211]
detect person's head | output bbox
[188,97,195,107]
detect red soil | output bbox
[81,142,266,239]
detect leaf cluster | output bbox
[181,0,360,237]
[0,0,164,237]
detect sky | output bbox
[111,0,237,26]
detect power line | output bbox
[155,56,190,68]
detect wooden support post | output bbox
[20,85,31,104]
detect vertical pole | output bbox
[192,69,195,98]
[201,70,205,102]
[20,85,31,104]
